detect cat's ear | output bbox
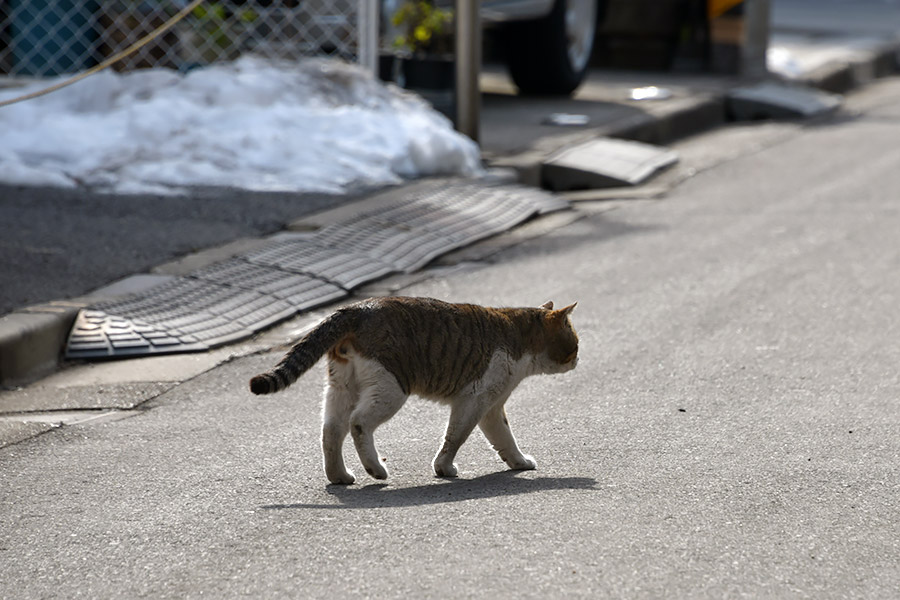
[547,302,576,322]
[557,302,577,317]
[540,301,554,310]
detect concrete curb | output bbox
[490,39,900,187]
[0,302,83,388]
[485,93,726,189]
[2,40,898,389]
[795,39,900,94]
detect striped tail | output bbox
[249,308,355,395]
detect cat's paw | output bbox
[433,460,459,478]
[363,462,388,480]
[328,470,356,485]
[508,455,537,471]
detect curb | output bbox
[2,41,898,389]
[0,302,83,388]
[795,39,900,94]
[488,93,727,188]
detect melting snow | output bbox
[0,56,482,195]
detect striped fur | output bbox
[249,306,359,395]
[248,296,579,483]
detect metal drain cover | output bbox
[66,180,569,360]
[68,278,283,357]
[191,259,346,308]
[314,221,454,273]
[244,238,396,290]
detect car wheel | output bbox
[500,0,600,95]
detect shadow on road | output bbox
[261,471,599,510]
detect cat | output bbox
[250,296,578,484]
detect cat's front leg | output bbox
[478,404,536,471]
[433,402,485,477]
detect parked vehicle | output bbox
[484,0,604,95]
[385,0,604,96]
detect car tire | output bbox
[500,0,600,95]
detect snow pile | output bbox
[0,57,482,195]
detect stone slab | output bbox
[542,137,679,191]
[727,82,843,120]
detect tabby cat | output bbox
[250,296,578,484]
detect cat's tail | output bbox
[249,307,356,395]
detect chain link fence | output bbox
[0,0,370,78]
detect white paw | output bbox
[433,460,459,478]
[328,470,356,485]
[363,462,388,480]
[508,455,537,471]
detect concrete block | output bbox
[727,81,842,120]
[542,137,679,191]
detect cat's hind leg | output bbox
[322,362,357,485]
[478,404,536,471]
[349,359,408,480]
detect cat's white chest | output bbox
[467,350,533,399]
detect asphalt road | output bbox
[0,185,354,317]
[2,78,900,597]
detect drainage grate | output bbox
[68,278,269,357]
[315,221,453,273]
[243,238,397,290]
[190,259,346,309]
[66,180,569,360]
[66,265,350,359]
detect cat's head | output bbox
[538,301,579,373]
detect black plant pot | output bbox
[380,53,456,124]
[379,54,398,82]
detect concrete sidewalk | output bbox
[2,12,899,392]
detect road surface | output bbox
[2,77,899,598]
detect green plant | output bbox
[190,2,258,59]
[391,0,453,56]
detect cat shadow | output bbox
[261,471,599,510]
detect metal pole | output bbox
[742,0,770,78]
[357,0,379,75]
[455,0,480,142]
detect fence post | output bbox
[357,0,379,74]
[455,0,480,142]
